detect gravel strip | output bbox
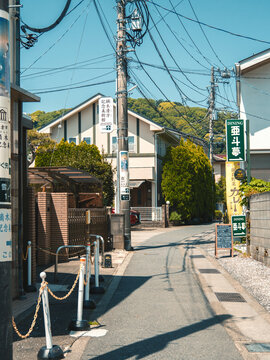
[218,255,270,312]
[201,230,270,313]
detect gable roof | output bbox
[237,48,270,75]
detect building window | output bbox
[128,136,134,152]
[69,137,76,144]
[82,137,91,145]
[112,136,117,153]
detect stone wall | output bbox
[250,191,270,266]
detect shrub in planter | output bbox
[170,211,182,226]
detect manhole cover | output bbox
[245,343,270,352]
[199,268,220,274]
[215,292,246,302]
[190,255,205,258]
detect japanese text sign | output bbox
[231,215,246,237]
[226,162,242,219]
[226,119,245,161]
[99,97,114,133]
[0,209,11,261]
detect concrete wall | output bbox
[250,191,270,266]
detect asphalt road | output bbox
[82,224,243,360]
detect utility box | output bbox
[110,214,125,250]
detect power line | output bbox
[93,0,115,51]
[168,0,214,68]
[187,0,226,68]
[149,1,270,45]
[152,1,211,71]
[29,70,115,92]
[34,79,115,95]
[21,0,94,75]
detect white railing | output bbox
[131,207,162,222]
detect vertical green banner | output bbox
[226,119,245,161]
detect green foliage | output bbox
[35,140,114,206]
[161,139,215,223]
[30,108,71,129]
[128,98,236,154]
[214,210,223,221]
[215,176,226,204]
[240,178,270,206]
[169,211,182,225]
[27,129,56,165]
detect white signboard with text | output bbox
[99,97,114,133]
[120,151,130,201]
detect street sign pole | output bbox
[0,1,12,358]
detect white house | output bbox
[236,49,270,181]
[39,93,206,207]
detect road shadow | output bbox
[86,315,232,360]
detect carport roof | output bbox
[28,166,102,186]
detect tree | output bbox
[161,139,215,223]
[27,129,56,165]
[35,140,115,206]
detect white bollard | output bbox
[37,273,63,360]
[27,241,31,287]
[91,240,105,294]
[77,257,85,323]
[26,242,36,293]
[84,243,96,309]
[94,240,99,288]
[69,257,90,331]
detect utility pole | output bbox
[209,66,215,167]
[0,0,12,358]
[116,0,131,250]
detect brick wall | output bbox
[50,193,69,261]
[37,192,51,265]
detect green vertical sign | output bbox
[226,119,245,161]
[231,215,246,237]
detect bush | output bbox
[162,139,215,223]
[169,211,182,225]
[214,210,223,221]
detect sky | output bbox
[19,0,270,116]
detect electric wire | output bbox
[93,0,115,51]
[152,1,211,72]
[21,0,93,75]
[187,0,226,68]
[29,70,115,92]
[133,52,206,137]
[21,55,115,80]
[149,1,270,46]
[148,10,206,92]
[167,0,214,68]
[130,68,207,143]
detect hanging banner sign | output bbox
[99,97,114,133]
[0,10,11,262]
[226,119,245,161]
[120,151,130,201]
[226,162,242,220]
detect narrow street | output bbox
[81,225,243,360]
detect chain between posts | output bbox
[12,281,47,339]
[47,264,82,301]
[22,244,30,261]
[37,246,86,257]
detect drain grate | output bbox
[215,292,246,302]
[199,268,220,274]
[245,343,270,353]
[190,255,205,258]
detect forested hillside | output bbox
[29,98,236,154]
